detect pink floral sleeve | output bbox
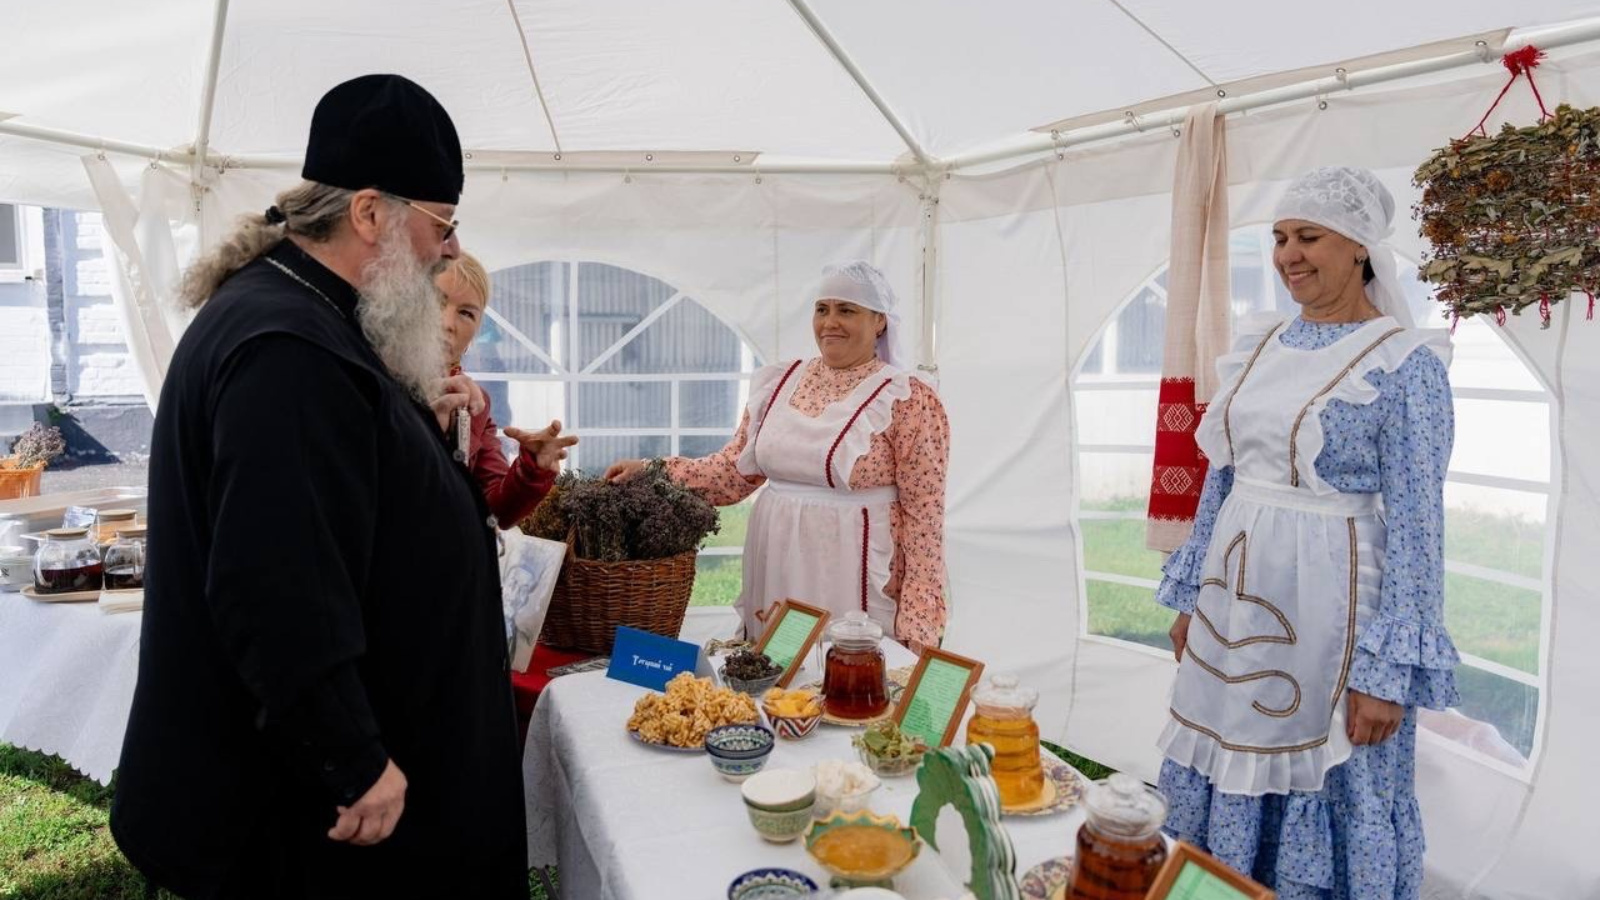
[888,380,951,648]
[663,410,766,506]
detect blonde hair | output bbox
[441,252,492,307]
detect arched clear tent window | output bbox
[464,260,765,608]
[1072,224,1551,771]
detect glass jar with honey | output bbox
[1066,773,1170,900]
[33,527,104,595]
[821,611,888,721]
[965,674,1044,808]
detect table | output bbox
[522,643,1090,899]
[0,595,142,785]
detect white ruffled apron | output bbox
[732,360,911,641]
[1160,316,1439,796]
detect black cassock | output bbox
[112,241,526,899]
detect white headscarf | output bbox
[1272,166,1415,328]
[814,260,904,368]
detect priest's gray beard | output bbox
[357,216,448,403]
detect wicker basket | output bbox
[537,539,699,654]
[0,461,44,501]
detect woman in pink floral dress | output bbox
[607,262,950,651]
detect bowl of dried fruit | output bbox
[762,687,825,740]
[719,649,784,696]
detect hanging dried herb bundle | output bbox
[1413,103,1600,325]
[521,461,720,562]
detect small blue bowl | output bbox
[705,724,775,782]
[727,867,819,899]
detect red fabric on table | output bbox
[511,644,595,742]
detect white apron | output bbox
[732,359,913,640]
[1159,316,1447,796]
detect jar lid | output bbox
[98,509,138,521]
[826,611,883,647]
[45,527,90,539]
[972,674,1038,712]
[114,526,147,539]
[1083,773,1168,839]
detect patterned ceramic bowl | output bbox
[742,768,818,841]
[705,724,775,783]
[726,867,820,899]
[743,800,817,843]
[763,701,824,741]
[805,810,921,888]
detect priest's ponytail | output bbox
[177,181,357,308]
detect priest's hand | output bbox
[505,420,578,472]
[1168,612,1191,664]
[604,458,649,482]
[1346,690,1403,746]
[328,759,407,846]
[429,373,486,432]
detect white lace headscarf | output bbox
[1273,166,1415,327]
[814,260,904,368]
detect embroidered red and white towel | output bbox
[1147,103,1232,552]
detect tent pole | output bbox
[503,0,563,154]
[0,120,189,164]
[191,0,232,186]
[943,16,1600,173]
[217,154,907,176]
[781,0,932,167]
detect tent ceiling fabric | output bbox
[2,1,1598,173]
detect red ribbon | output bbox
[1495,305,1508,326]
[1465,45,1551,139]
[1588,290,1596,321]
[1540,294,1552,327]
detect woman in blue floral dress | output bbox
[1155,167,1459,899]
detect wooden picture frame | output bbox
[891,647,985,748]
[1147,841,1275,900]
[752,599,830,688]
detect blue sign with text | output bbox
[606,626,701,692]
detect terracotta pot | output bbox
[0,460,45,501]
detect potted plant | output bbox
[0,423,65,501]
[522,461,720,653]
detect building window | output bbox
[1073,224,1552,768]
[466,261,763,606]
[0,204,21,269]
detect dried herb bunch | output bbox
[7,423,65,469]
[1414,103,1600,325]
[522,461,719,562]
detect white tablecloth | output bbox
[523,642,1090,899]
[0,595,141,784]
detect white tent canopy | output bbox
[4,3,1600,898]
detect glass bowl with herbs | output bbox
[719,649,785,696]
[851,720,928,777]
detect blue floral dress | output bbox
[1155,317,1460,899]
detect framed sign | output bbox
[892,647,984,748]
[753,599,830,688]
[1148,841,1275,900]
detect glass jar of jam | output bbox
[33,527,104,595]
[965,674,1045,808]
[1066,773,1170,900]
[821,611,889,721]
[102,525,146,591]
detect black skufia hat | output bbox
[301,74,463,205]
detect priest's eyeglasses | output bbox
[391,195,459,243]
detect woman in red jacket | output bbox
[436,253,575,528]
